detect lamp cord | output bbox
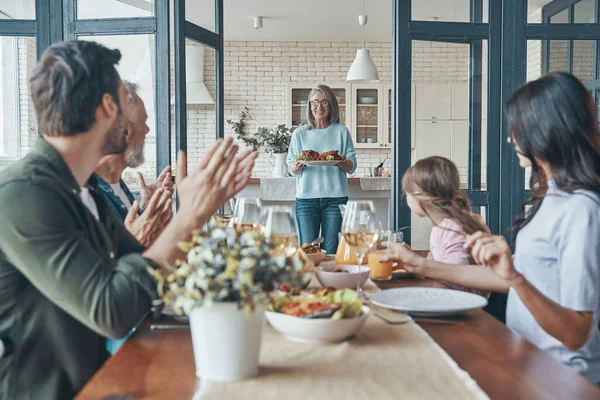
[361,0,365,48]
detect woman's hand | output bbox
[465,232,521,284]
[290,161,305,174]
[337,159,353,173]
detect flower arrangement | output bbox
[227,107,292,154]
[150,225,312,316]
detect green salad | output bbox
[269,288,363,320]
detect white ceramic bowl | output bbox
[306,251,326,266]
[315,265,370,289]
[266,305,370,343]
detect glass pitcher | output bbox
[335,204,369,265]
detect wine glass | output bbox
[263,206,300,257]
[341,200,380,297]
[210,198,237,228]
[232,197,264,233]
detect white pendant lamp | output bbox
[346,0,380,83]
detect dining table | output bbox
[76,260,600,400]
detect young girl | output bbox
[402,156,489,296]
[384,72,600,383]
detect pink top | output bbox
[430,218,489,298]
[430,218,470,265]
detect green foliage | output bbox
[227,107,292,154]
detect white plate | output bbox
[369,288,488,317]
[299,160,342,166]
[266,305,370,343]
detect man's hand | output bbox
[137,166,175,210]
[124,188,173,247]
[175,137,258,229]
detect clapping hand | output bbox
[175,137,258,228]
[137,166,175,210]
[125,188,173,246]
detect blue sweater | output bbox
[286,123,357,199]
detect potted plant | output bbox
[227,108,292,177]
[150,225,311,382]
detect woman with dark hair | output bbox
[286,85,357,253]
[383,72,600,382]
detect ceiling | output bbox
[81,0,561,43]
[183,0,555,42]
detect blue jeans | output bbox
[296,197,348,254]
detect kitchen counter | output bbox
[238,177,392,229]
[247,177,389,185]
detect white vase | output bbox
[268,153,288,178]
[189,302,266,382]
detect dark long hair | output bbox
[402,156,490,235]
[506,72,600,237]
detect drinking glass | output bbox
[263,206,300,257]
[368,230,399,281]
[341,200,380,297]
[232,197,264,233]
[211,198,237,228]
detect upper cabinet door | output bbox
[289,87,311,130]
[352,83,384,148]
[415,83,452,121]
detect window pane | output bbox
[411,40,487,249]
[77,0,154,19]
[550,8,569,23]
[78,34,157,190]
[0,37,36,170]
[548,40,569,72]
[596,90,600,122]
[411,0,489,23]
[176,39,216,173]
[572,40,595,84]
[574,0,595,23]
[0,0,35,19]
[185,0,215,32]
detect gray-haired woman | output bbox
[286,84,357,253]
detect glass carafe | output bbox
[335,205,369,265]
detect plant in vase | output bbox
[150,224,312,382]
[227,108,292,177]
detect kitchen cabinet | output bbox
[287,83,407,149]
[286,83,350,131]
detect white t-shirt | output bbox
[508,180,600,383]
[79,187,99,221]
[109,183,132,210]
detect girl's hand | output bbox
[380,242,425,275]
[465,232,521,283]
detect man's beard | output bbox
[101,108,127,155]
[125,141,145,168]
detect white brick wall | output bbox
[181,40,473,179]
[0,37,36,169]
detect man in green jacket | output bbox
[0,40,257,400]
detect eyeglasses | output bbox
[310,99,329,107]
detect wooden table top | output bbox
[76,273,600,400]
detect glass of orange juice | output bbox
[368,231,401,280]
